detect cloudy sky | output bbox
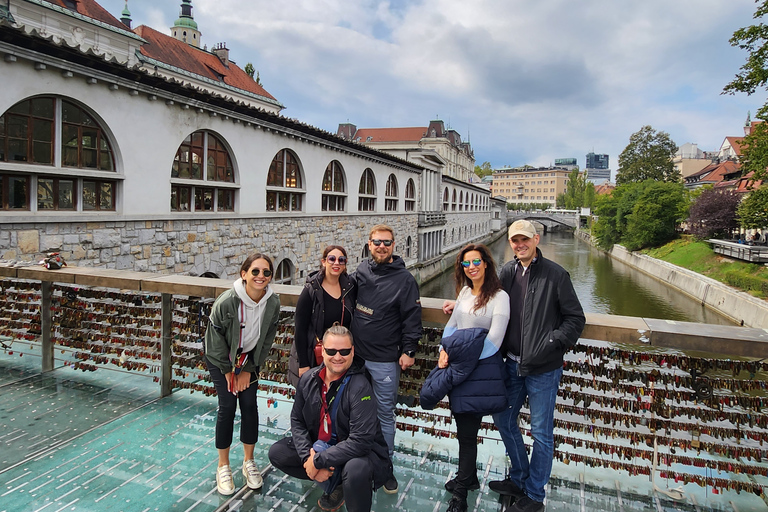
[101,0,766,176]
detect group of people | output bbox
[203,220,586,512]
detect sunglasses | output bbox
[461,258,483,268]
[250,268,273,277]
[370,239,393,247]
[326,255,347,264]
[323,347,353,356]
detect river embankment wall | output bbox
[577,231,768,328]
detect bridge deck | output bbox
[2,347,764,512]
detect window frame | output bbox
[266,148,304,212]
[358,168,376,212]
[321,160,347,212]
[385,173,398,212]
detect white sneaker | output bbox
[216,465,235,495]
[242,459,263,490]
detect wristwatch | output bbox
[403,350,416,358]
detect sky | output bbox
[100,0,767,177]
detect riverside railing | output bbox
[1,264,767,504]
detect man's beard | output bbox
[371,251,391,265]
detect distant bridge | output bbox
[507,211,579,234]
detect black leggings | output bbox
[206,357,259,449]
[452,412,483,499]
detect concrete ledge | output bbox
[610,245,768,329]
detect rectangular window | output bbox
[358,197,375,211]
[266,191,276,211]
[38,178,54,210]
[194,187,214,211]
[1,175,30,210]
[171,186,191,211]
[405,199,415,212]
[217,189,234,211]
[385,199,397,211]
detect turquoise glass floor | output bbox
[1,350,766,512]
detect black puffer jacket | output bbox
[351,255,422,362]
[288,271,356,387]
[500,248,585,376]
[291,359,391,487]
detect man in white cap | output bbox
[488,220,585,512]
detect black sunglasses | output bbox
[326,255,347,264]
[323,347,353,356]
[250,268,273,277]
[370,239,393,247]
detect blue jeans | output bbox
[363,360,400,457]
[492,359,562,503]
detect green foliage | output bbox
[616,126,679,185]
[723,0,768,118]
[736,121,768,181]
[737,184,768,228]
[244,62,255,78]
[474,161,493,178]
[592,181,685,250]
[507,202,552,211]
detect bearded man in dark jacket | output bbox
[488,220,585,512]
[268,325,391,512]
[350,224,422,494]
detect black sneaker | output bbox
[488,477,525,499]
[444,476,480,493]
[446,495,468,512]
[317,486,344,512]
[509,495,545,512]
[383,475,398,494]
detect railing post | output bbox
[41,281,54,372]
[160,292,172,397]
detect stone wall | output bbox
[0,214,418,281]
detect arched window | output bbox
[322,160,346,211]
[459,191,463,211]
[266,149,304,212]
[171,130,236,212]
[358,168,376,211]
[443,188,449,211]
[385,174,398,211]
[0,96,116,211]
[273,259,294,285]
[452,189,457,211]
[361,244,370,260]
[404,178,415,212]
[405,236,412,258]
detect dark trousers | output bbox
[206,357,259,449]
[268,437,375,512]
[452,412,483,500]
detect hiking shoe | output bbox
[509,495,545,512]
[446,495,468,512]
[317,485,344,511]
[383,475,398,494]
[242,459,263,490]
[488,477,525,498]
[444,476,480,493]
[216,465,235,495]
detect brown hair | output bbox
[368,224,394,240]
[319,245,348,278]
[240,253,274,277]
[453,243,502,313]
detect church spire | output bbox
[120,0,132,29]
[171,0,201,48]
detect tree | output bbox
[474,161,493,178]
[737,184,768,228]
[616,126,679,185]
[562,169,585,209]
[623,181,686,250]
[244,62,255,78]
[735,121,768,182]
[688,189,741,239]
[723,1,768,119]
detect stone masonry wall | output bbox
[0,215,418,281]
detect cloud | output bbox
[102,0,765,169]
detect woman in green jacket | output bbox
[204,253,281,495]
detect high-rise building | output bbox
[585,153,610,184]
[586,153,609,169]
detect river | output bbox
[419,231,735,325]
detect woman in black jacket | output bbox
[288,245,356,387]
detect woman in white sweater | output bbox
[440,243,510,512]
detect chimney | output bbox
[212,42,229,66]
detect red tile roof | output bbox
[353,127,427,143]
[687,160,740,183]
[47,0,127,30]
[594,183,615,195]
[725,136,744,156]
[133,25,277,101]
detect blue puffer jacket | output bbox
[419,328,508,415]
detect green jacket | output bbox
[204,287,281,375]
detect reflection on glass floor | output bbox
[1,350,766,512]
